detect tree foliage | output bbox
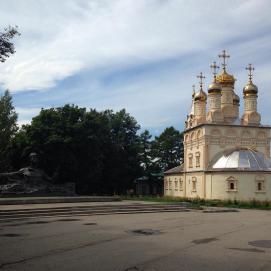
[138,130,153,174]
[0,95,184,194]
[0,26,20,63]
[8,106,141,195]
[151,127,183,171]
[0,90,18,170]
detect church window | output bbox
[191,132,195,141]
[169,180,172,190]
[255,176,265,193]
[196,152,200,167]
[226,177,237,192]
[174,179,178,191]
[179,179,183,191]
[192,177,197,192]
[188,154,193,168]
[165,179,168,190]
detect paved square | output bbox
[0,201,271,270]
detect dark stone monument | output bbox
[0,152,75,196]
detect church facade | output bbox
[164,50,271,201]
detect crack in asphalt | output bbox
[229,247,265,253]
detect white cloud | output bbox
[1,0,271,92]
[1,0,271,131]
[15,107,41,126]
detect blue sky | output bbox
[0,0,271,135]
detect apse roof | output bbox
[210,148,271,171]
[164,164,184,174]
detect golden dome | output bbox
[233,93,240,105]
[194,89,207,102]
[243,82,258,96]
[208,81,222,94]
[216,71,235,86]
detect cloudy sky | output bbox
[0,0,271,135]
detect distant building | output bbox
[135,173,164,196]
[164,50,271,201]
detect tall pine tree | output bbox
[0,90,18,170]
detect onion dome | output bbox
[194,89,207,102]
[208,81,222,94]
[233,93,240,105]
[194,72,207,102]
[209,62,222,94]
[243,64,258,96]
[216,71,235,86]
[243,82,258,97]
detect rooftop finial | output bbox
[197,72,205,90]
[218,50,230,72]
[210,61,219,81]
[245,63,254,83]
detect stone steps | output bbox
[0,204,189,222]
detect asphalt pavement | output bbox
[0,201,271,271]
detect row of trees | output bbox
[0,91,184,195]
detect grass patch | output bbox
[121,196,271,210]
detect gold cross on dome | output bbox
[246,63,254,82]
[197,72,205,90]
[210,61,219,79]
[218,50,230,72]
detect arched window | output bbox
[196,129,202,139]
[191,132,195,141]
[255,176,265,193]
[226,177,237,192]
[188,154,193,168]
[174,179,178,191]
[196,152,200,167]
[165,179,168,190]
[179,178,183,191]
[192,177,197,192]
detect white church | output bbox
[164,50,271,201]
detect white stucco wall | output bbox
[205,172,271,201]
[165,171,271,201]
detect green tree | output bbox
[138,130,153,174]
[0,90,18,170]
[102,109,141,194]
[9,106,141,195]
[22,105,107,190]
[151,127,183,171]
[0,26,20,62]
